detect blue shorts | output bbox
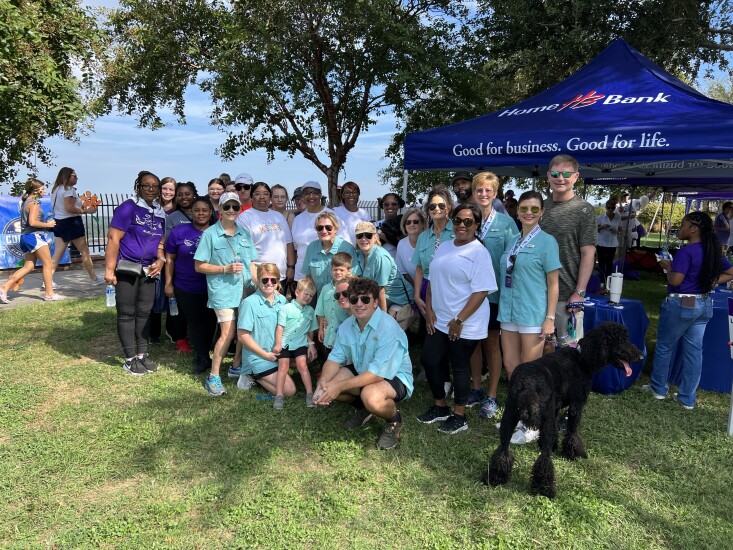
[53,216,85,242]
[19,233,49,254]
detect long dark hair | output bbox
[687,211,720,293]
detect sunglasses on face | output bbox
[356,232,374,240]
[221,203,239,211]
[334,290,349,300]
[549,170,576,178]
[261,277,278,285]
[348,294,373,305]
[235,184,252,191]
[404,219,421,226]
[428,203,447,211]
[316,224,333,232]
[519,205,541,214]
[452,217,475,228]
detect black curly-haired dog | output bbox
[484,322,642,499]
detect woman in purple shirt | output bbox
[643,211,733,409]
[104,171,167,377]
[165,196,217,374]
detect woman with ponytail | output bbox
[642,211,733,409]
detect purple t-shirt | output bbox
[110,199,165,267]
[668,242,731,293]
[165,223,207,294]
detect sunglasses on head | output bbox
[452,217,475,228]
[404,219,421,226]
[334,290,349,300]
[235,184,252,191]
[316,224,333,232]
[260,277,278,285]
[356,232,374,240]
[519,205,541,214]
[221,203,239,211]
[549,170,576,178]
[348,294,373,305]
[428,203,447,211]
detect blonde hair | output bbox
[313,211,339,231]
[257,263,281,290]
[472,171,500,193]
[296,278,316,294]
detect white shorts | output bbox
[500,322,541,334]
[215,308,236,323]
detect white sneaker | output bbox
[90,274,106,286]
[640,384,666,400]
[237,373,256,390]
[511,422,540,444]
[43,294,66,302]
[41,281,59,290]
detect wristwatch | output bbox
[575,289,586,298]
[546,315,556,321]
[453,317,463,325]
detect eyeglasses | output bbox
[355,232,374,240]
[140,185,159,191]
[316,224,333,232]
[334,291,349,300]
[452,217,475,228]
[518,205,541,214]
[428,203,447,211]
[383,202,399,207]
[235,184,252,191]
[348,294,373,305]
[303,190,321,196]
[404,219,422,226]
[549,170,576,178]
[252,192,270,198]
[474,187,495,195]
[221,203,239,211]
[260,277,278,285]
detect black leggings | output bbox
[175,289,217,366]
[597,246,616,283]
[115,273,157,357]
[421,329,479,406]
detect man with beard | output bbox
[452,171,505,213]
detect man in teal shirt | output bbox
[313,277,413,451]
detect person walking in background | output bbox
[597,199,621,293]
[1,179,63,304]
[49,167,105,286]
[104,171,166,376]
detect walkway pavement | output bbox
[0,260,107,309]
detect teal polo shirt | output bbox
[315,282,351,349]
[277,300,318,349]
[411,220,455,278]
[480,212,520,304]
[194,221,259,309]
[498,230,562,327]
[354,245,412,307]
[328,308,414,398]
[238,290,288,375]
[301,236,356,292]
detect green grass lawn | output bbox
[1,282,732,548]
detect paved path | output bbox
[0,261,107,309]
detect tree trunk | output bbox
[326,166,341,207]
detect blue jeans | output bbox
[650,296,713,407]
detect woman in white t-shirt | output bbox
[50,167,104,285]
[416,202,497,436]
[290,181,334,282]
[333,181,370,245]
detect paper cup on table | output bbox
[606,272,624,304]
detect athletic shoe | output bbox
[137,354,158,373]
[123,357,147,376]
[43,294,66,302]
[466,388,486,408]
[273,395,285,410]
[41,281,59,290]
[228,365,242,379]
[236,373,256,390]
[90,274,106,286]
[438,413,468,435]
[673,393,695,410]
[640,384,666,400]
[416,404,451,424]
[175,339,192,353]
[205,375,226,396]
[305,392,315,408]
[343,408,373,429]
[511,422,539,444]
[478,396,498,419]
[377,420,402,450]
[164,331,175,344]
[0,290,9,304]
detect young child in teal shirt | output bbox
[273,278,318,408]
[315,252,353,352]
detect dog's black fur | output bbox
[484,322,642,499]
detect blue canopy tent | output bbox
[404,39,733,180]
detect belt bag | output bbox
[115,259,143,277]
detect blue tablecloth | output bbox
[583,296,649,394]
[668,290,733,393]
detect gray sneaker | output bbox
[640,384,666,400]
[123,357,147,376]
[376,421,402,450]
[236,373,256,390]
[305,392,315,408]
[273,395,285,410]
[343,408,373,429]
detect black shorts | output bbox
[488,301,500,331]
[252,366,278,380]
[278,345,307,359]
[53,216,85,243]
[343,365,408,402]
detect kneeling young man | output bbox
[313,277,413,450]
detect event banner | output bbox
[0,194,69,270]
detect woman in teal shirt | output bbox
[301,212,356,293]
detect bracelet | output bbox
[546,315,556,321]
[157,257,166,264]
[307,342,315,346]
[287,264,295,269]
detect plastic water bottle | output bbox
[105,285,116,307]
[169,297,179,316]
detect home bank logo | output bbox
[1,217,24,259]
[498,90,670,117]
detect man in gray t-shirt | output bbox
[540,154,597,342]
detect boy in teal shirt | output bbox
[315,252,353,351]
